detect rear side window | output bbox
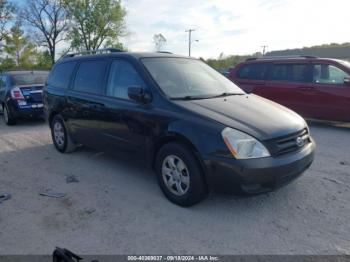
[106,60,145,100]
[73,60,108,94]
[48,62,76,89]
[269,63,310,82]
[269,64,289,81]
[237,63,269,80]
[313,64,349,85]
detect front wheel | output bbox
[51,115,77,153]
[3,104,16,125]
[155,142,208,207]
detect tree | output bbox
[153,33,166,51]
[20,0,67,64]
[0,56,16,70]
[64,0,126,51]
[0,0,15,40]
[4,22,36,68]
[34,49,52,69]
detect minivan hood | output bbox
[173,94,306,140]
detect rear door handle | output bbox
[299,86,314,91]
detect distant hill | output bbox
[266,43,350,60]
[204,43,350,71]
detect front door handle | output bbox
[87,102,105,109]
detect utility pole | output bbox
[185,29,195,57]
[261,45,268,56]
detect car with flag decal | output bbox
[0,70,49,125]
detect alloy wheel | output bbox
[53,121,65,148]
[3,106,9,124]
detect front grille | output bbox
[264,128,311,157]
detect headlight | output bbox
[221,127,270,159]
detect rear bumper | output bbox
[7,99,44,118]
[202,139,315,193]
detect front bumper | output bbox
[7,99,44,118]
[202,139,315,193]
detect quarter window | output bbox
[48,62,77,89]
[237,63,269,80]
[73,60,107,94]
[313,64,349,85]
[106,60,145,100]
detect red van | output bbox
[228,56,350,122]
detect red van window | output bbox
[237,63,269,80]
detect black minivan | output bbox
[43,49,315,206]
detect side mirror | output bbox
[344,77,350,85]
[128,86,152,103]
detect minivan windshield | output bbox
[11,72,49,86]
[142,58,245,99]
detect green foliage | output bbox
[34,50,53,69]
[0,0,15,40]
[64,0,126,51]
[266,43,350,59]
[0,57,16,70]
[203,52,262,71]
[103,39,127,51]
[3,22,37,68]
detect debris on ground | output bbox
[0,193,11,203]
[321,177,343,185]
[39,191,66,198]
[53,247,83,262]
[66,175,79,184]
[84,208,96,215]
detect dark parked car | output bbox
[0,70,49,125]
[228,56,350,122]
[43,49,315,206]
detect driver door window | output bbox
[107,60,146,100]
[313,64,349,85]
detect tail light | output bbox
[10,87,25,100]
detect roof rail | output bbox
[246,55,318,61]
[0,69,49,73]
[63,48,123,58]
[157,51,173,54]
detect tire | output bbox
[50,115,76,153]
[2,103,16,125]
[155,142,208,207]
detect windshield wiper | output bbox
[170,95,209,100]
[209,92,244,98]
[170,92,244,101]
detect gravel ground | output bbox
[0,118,349,255]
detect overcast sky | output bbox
[121,0,350,58]
[13,0,350,59]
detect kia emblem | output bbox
[296,137,304,147]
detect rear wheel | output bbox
[2,103,16,125]
[155,142,208,206]
[51,115,76,153]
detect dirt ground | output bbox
[0,118,349,255]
